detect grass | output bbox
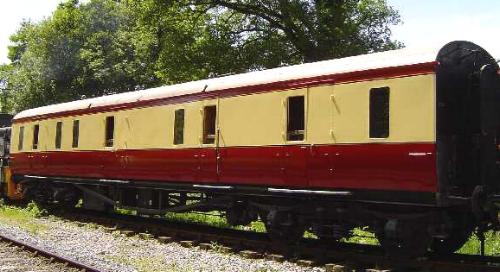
[237,220,267,233]
[342,227,379,245]
[164,211,231,229]
[210,241,230,253]
[457,231,500,255]
[0,201,48,235]
[107,255,190,272]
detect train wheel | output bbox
[30,185,51,207]
[431,229,472,255]
[263,210,305,245]
[376,219,431,257]
[312,224,351,244]
[377,232,431,257]
[431,211,475,255]
[60,195,79,208]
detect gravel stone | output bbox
[0,216,325,272]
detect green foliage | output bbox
[0,64,13,112]
[187,0,402,62]
[165,211,231,229]
[25,201,48,218]
[115,207,136,215]
[342,227,379,245]
[129,0,278,83]
[6,0,402,112]
[241,220,266,233]
[163,211,271,233]
[107,254,190,272]
[8,0,158,112]
[0,202,47,234]
[209,241,229,253]
[457,231,500,256]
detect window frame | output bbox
[18,126,24,151]
[72,120,80,148]
[369,86,390,139]
[55,121,63,149]
[32,124,40,150]
[173,109,185,145]
[202,105,217,145]
[105,116,115,147]
[286,95,306,142]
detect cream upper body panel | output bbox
[219,74,435,146]
[328,74,435,144]
[11,73,436,153]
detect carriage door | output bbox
[307,86,336,188]
[198,101,219,183]
[283,91,308,187]
[31,124,47,174]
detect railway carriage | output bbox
[5,41,500,255]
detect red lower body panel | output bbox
[10,143,437,192]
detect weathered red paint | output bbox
[13,62,437,124]
[11,143,437,192]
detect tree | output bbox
[127,0,292,84]
[190,0,402,62]
[130,0,304,83]
[133,0,401,80]
[6,0,402,112]
[8,0,156,111]
[0,65,13,112]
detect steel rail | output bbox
[0,232,103,272]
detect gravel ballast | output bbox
[0,215,325,272]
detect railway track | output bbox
[52,207,500,272]
[0,231,102,272]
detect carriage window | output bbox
[369,87,390,138]
[105,116,114,147]
[18,126,24,151]
[55,122,62,149]
[287,96,305,141]
[32,124,39,149]
[203,106,216,144]
[173,109,185,145]
[72,120,79,148]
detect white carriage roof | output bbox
[14,45,441,120]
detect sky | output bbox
[0,0,64,64]
[388,0,500,58]
[0,0,499,65]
